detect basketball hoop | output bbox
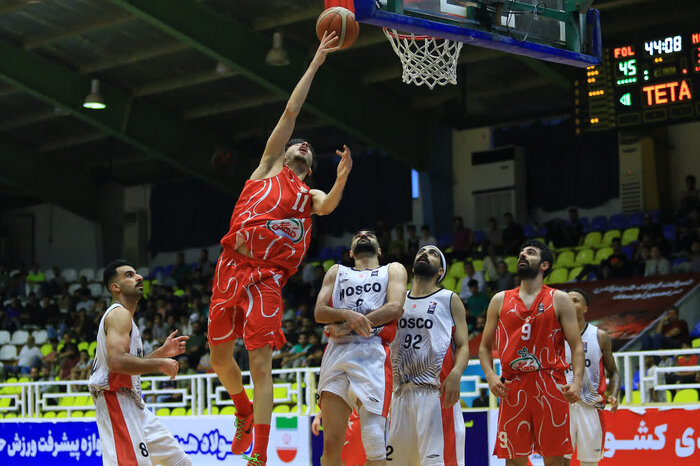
[383,28,463,90]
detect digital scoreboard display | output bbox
[575,31,700,133]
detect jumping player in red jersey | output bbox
[479,239,585,465]
[208,32,352,466]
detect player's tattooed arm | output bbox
[440,293,470,408]
[363,262,407,327]
[105,306,179,379]
[599,328,620,412]
[251,32,339,180]
[479,292,509,398]
[310,145,352,216]
[556,290,583,403]
[314,264,372,337]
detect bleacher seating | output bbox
[601,229,621,247]
[674,389,699,403]
[0,331,10,346]
[10,330,28,346]
[78,268,96,281]
[621,227,639,245]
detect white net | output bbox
[383,28,463,90]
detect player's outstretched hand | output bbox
[608,394,618,413]
[487,374,510,398]
[161,330,189,358]
[344,310,372,337]
[335,145,352,181]
[312,31,340,66]
[439,372,461,408]
[160,358,179,380]
[311,414,322,436]
[561,382,581,403]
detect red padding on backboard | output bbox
[324,0,354,12]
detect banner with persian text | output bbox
[0,415,310,465]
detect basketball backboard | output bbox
[353,0,601,68]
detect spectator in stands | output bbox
[185,320,206,367]
[464,306,476,335]
[644,245,671,276]
[7,270,28,299]
[195,248,212,277]
[4,296,22,330]
[471,389,489,408]
[57,343,80,380]
[485,217,503,251]
[173,356,196,401]
[14,335,43,375]
[678,174,699,218]
[38,296,59,325]
[466,280,489,317]
[665,341,698,387]
[282,332,312,374]
[42,338,60,372]
[179,315,193,337]
[152,314,168,342]
[418,224,438,248]
[272,342,292,370]
[26,263,45,289]
[640,213,663,243]
[197,341,213,373]
[601,238,630,279]
[45,266,66,297]
[388,226,408,263]
[458,262,486,302]
[282,319,299,345]
[494,260,515,292]
[642,306,690,350]
[564,207,584,247]
[70,350,92,380]
[170,251,192,287]
[406,224,420,258]
[452,217,473,260]
[502,212,525,255]
[142,328,158,355]
[470,315,486,340]
[545,218,568,249]
[302,344,324,368]
[690,240,700,272]
[482,244,502,285]
[632,245,651,276]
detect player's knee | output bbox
[358,410,387,461]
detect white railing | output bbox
[1,349,698,419]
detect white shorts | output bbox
[317,339,392,417]
[387,386,465,466]
[566,401,604,462]
[94,390,187,466]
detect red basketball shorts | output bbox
[208,249,287,350]
[494,370,572,459]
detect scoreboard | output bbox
[575,31,700,133]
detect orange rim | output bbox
[383,27,432,41]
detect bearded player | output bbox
[387,245,469,465]
[207,32,351,466]
[563,289,619,466]
[315,230,407,466]
[479,240,584,465]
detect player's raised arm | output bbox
[555,290,584,403]
[364,262,407,327]
[440,293,470,407]
[314,264,371,336]
[598,328,620,412]
[250,32,339,180]
[310,144,352,216]
[479,291,508,398]
[105,306,178,378]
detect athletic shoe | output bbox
[231,411,254,454]
[243,452,265,466]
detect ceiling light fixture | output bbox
[83,79,106,110]
[265,32,290,66]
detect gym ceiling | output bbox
[0,0,697,218]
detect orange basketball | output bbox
[316,7,359,50]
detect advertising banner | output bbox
[0,415,310,465]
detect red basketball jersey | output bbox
[220,166,313,275]
[496,285,568,379]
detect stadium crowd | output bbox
[0,199,699,386]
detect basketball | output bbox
[316,6,359,50]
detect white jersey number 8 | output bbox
[521,322,531,341]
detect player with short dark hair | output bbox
[478,240,584,465]
[90,260,191,466]
[207,32,352,466]
[315,230,407,466]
